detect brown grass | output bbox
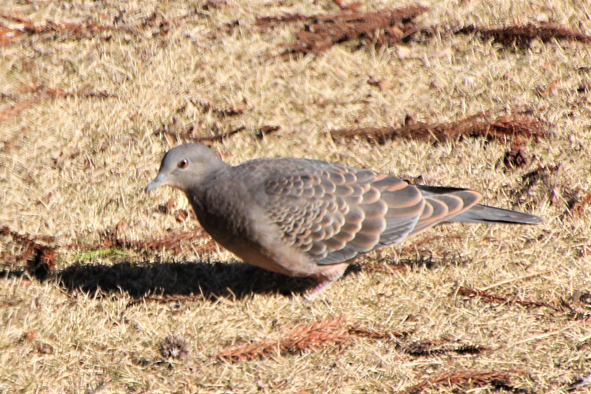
[217,315,351,361]
[0,98,40,122]
[0,11,188,40]
[0,226,56,279]
[399,338,490,357]
[217,316,416,362]
[503,138,530,169]
[0,26,22,46]
[404,369,529,394]
[568,192,591,218]
[100,224,215,255]
[330,110,549,143]
[258,6,427,55]
[1,0,590,392]
[458,23,591,47]
[458,286,557,310]
[0,84,115,122]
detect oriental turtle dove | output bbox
[146,143,543,298]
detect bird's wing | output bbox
[263,164,426,265]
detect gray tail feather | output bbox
[445,204,544,225]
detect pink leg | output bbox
[303,279,336,302]
[303,263,349,301]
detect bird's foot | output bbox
[303,280,335,302]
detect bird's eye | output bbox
[178,159,189,169]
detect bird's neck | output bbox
[184,163,231,213]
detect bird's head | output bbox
[145,143,227,193]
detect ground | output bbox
[1,0,591,393]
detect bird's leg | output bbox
[303,263,348,301]
[304,279,337,302]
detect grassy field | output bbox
[1,0,591,392]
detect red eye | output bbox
[178,159,189,169]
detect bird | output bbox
[146,143,543,299]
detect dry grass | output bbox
[1,0,591,392]
[329,110,550,143]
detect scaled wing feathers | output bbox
[264,164,452,265]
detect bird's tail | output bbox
[416,185,543,225]
[444,204,544,225]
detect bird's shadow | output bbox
[57,260,321,300]
[1,254,454,301]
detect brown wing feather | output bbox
[264,164,426,265]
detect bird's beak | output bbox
[145,173,168,193]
